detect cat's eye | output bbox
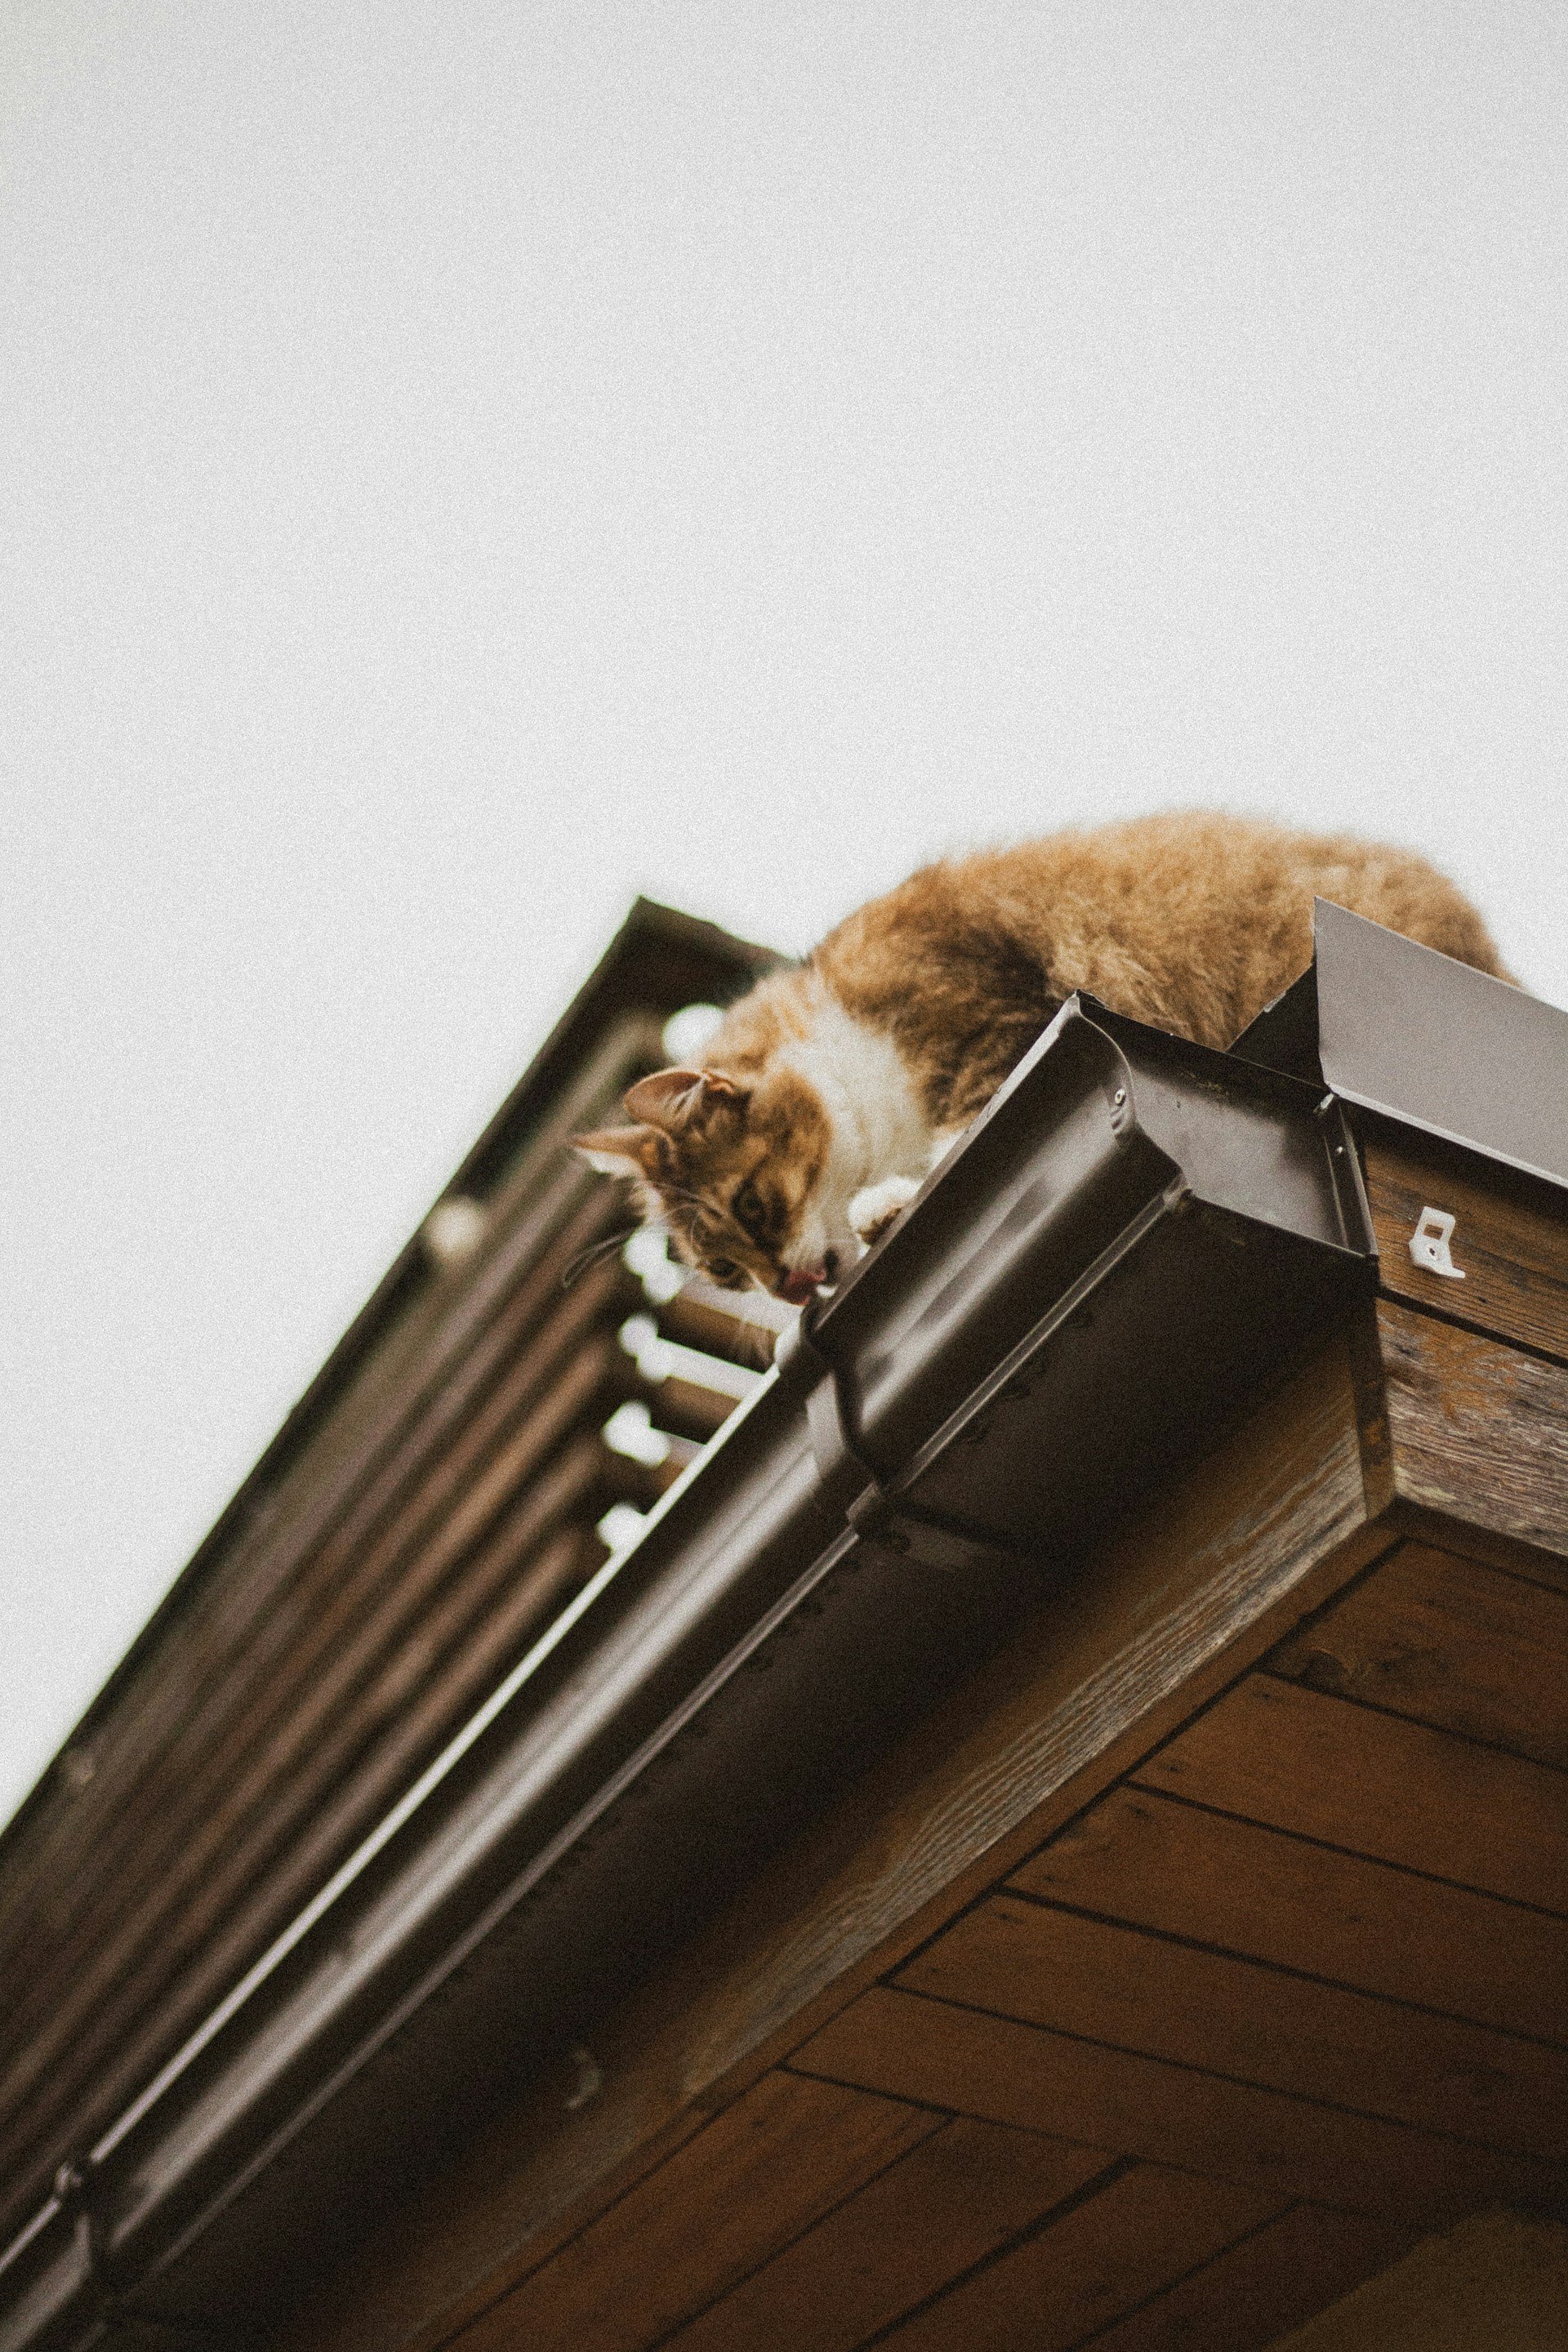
[731,1183,768,1240]
[706,1257,743,1286]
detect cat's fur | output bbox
[577,812,1508,1300]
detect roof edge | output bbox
[0,997,1374,2350]
[0,902,780,1872]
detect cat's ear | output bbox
[572,1124,670,1182]
[622,1067,747,1136]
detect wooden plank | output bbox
[0,1255,635,2212]
[652,1371,746,1443]
[1011,1785,1568,2045]
[790,1990,1568,2225]
[448,2070,938,2352]
[0,1522,597,2231]
[1138,1674,1568,1914]
[1379,1300,1568,1559]
[662,2121,1110,2352]
[898,1895,1568,2159]
[1363,1133,1568,1365]
[7,1183,625,1979]
[1267,1540,1568,1769]
[658,1284,787,1370]
[1378,1501,1568,1599]
[0,1161,611,1961]
[276,1340,1387,2352]
[1077,2204,1417,2352]
[0,1423,614,2212]
[1265,2206,1568,2350]
[874,2163,1283,2352]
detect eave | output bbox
[5,907,1567,2352]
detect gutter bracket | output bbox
[50,2161,227,2352]
[785,1313,1024,1576]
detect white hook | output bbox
[1408,1205,1466,1280]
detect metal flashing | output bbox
[1232,900,1568,1191]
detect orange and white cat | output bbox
[576,813,1507,1301]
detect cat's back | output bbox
[1002,811,1507,1045]
[821,811,1508,1076]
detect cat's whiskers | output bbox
[724,1286,786,1369]
[559,1223,650,1290]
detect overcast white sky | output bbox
[4,0,1567,1829]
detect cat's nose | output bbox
[777,1253,842,1302]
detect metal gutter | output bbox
[0,992,1376,2351]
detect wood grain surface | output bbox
[1364,1134,1568,1365]
[872,2165,1285,2352]
[1138,1673,1568,1914]
[898,1895,1568,2158]
[277,1341,1385,2352]
[1268,1540,1568,1768]
[790,1988,1568,2225]
[661,2121,1111,2352]
[1011,1782,1568,2044]
[448,2071,937,2352]
[1379,1300,1568,1557]
[251,1145,1568,2352]
[1074,2203,1418,2352]
[274,1302,1568,2352]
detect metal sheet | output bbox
[1236,901,1568,1192]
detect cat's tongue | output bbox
[777,1267,823,1304]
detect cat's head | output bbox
[574,1065,841,1301]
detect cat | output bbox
[576,811,1508,1302]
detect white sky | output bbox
[4,1,1567,1830]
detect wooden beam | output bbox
[1378,1300,1568,1559]
[1361,1131,1568,1367]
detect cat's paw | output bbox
[849,1174,921,1247]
